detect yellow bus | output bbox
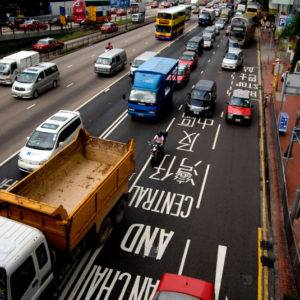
[155,6,186,40]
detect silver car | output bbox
[222,50,243,70]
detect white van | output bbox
[129,51,159,78]
[18,110,83,173]
[94,48,127,75]
[11,62,60,99]
[0,216,53,300]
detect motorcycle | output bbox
[149,142,164,167]
[149,131,168,167]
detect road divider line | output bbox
[178,239,191,275]
[100,110,128,139]
[215,245,227,300]
[67,65,72,68]
[67,82,74,88]
[63,245,104,300]
[166,117,175,132]
[212,124,221,150]
[26,104,36,110]
[196,164,210,209]
[178,104,183,111]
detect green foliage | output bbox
[283,293,296,300]
[278,14,300,40]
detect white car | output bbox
[18,110,83,173]
[203,33,214,49]
[222,50,244,70]
[215,19,225,30]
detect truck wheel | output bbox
[33,90,39,98]
[97,217,112,245]
[114,198,127,224]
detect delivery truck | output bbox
[130,2,146,23]
[126,57,178,118]
[0,129,135,300]
[198,8,215,26]
[0,50,40,85]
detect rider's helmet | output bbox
[157,131,162,137]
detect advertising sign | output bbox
[111,0,130,7]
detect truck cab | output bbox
[0,216,53,300]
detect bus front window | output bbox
[129,89,156,104]
[156,25,171,33]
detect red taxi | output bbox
[225,89,252,124]
[178,51,198,70]
[99,22,118,33]
[151,1,159,8]
[33,38,64,52]
[161,1,171,7]
[153,273,214,300]
[176,63,191,87]
[116,8,127,15]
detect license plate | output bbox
[138,113,143,117]
[193,111,199,115]
[235,118,241,122]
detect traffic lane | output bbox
[71,33,260,299]
[0,19,199,163]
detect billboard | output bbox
[110,0,130,7]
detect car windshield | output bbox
[199,13,209,19]
[203,36,211,41]
[16,72,38,83]
[180,54,193,61]
[187,41,197,48]
[132,59,145,68]
[26,130,57,150]
[191,89,211,100]
[230,96,250,107]
[0,268,7,300]
[0,63,10,74]
[155,291,198,300]
[225,52,238,60]
[229,42,240,48]
[129,89,156,104]
[37,40,48,44]
[96,57,112,65]
[102,23,112,27]
[178,67,186,75]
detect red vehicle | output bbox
[154,273,214,300]
[161,1,171,7]
[225,89,252,124]
[19,20,48,31]
[116,8,127,16]
[151,1,159,8]
[100,22,118,33]
[33,38,64,52]
[110,7,117,14]
[176,63,191,86]
[178,51,198,70]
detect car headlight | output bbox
[227,113,233,119]
[39,159,48,165]
[128,107,134,111]
[244,116,250,119]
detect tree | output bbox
[278,14,300,72]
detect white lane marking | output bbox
[67,82,74,88]
[221,112,224,118]
[91,54,96,57]
[213,51,216,54]
[215,245,227,300]
[66,245,104,300]
[178,104,183,110]
[212,124,221,150]
[59,249,92,299]
[26,104,36,110]
[104,87,110,93]
[231,81,233,85]
[201,70,204,74]
[67,65,73,68]
[129,155,152,193]
[196,164,210,208]
[208,59,211,63]
[100,110,128,139]
[178,239,191,275]
[166,117,175,132]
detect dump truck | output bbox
[130,2,146,23]
[0,50,40,85]
[0,128,135,300]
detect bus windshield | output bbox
[129,89,156,104]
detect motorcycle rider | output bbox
[152,131,165,149]
[105,42,113,50]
